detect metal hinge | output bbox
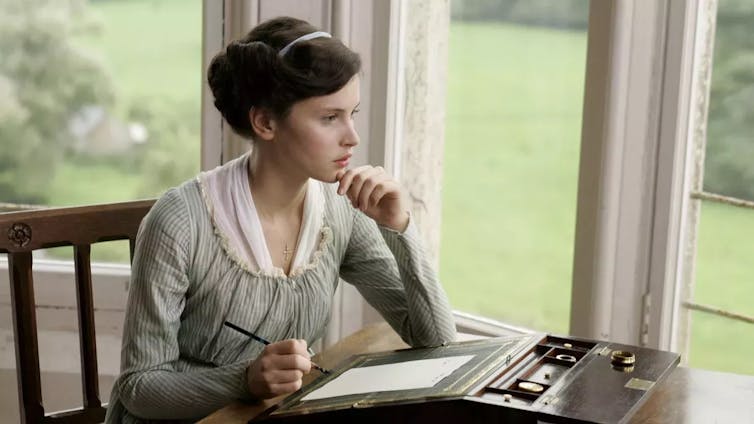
[640,293,651,346]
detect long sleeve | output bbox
[339,211,456,347]
[115,189,251,421]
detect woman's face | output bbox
[272,75,361,183]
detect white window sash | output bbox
[570,0,707,351]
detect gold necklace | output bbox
[283,243,293,263]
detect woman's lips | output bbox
[335,154,352,167]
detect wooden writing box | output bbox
[254,334,680,423]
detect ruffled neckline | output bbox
[195,177,333,279]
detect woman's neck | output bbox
[247,147,307,220]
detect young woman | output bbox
[105,16,455,423]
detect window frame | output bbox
[1,0,719,357]
[0,0,220,344]
[570,0,716,355]
[397,0,713,352]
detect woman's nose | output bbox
[342,121,360,147]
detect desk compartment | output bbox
[480,335,597,404]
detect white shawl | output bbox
[198,153,324,277]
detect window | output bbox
[0,0,203,420]
[1,0,203,261]
[1,2,390,419]
[440,0,589,333]
[676,0,754,375]
[1,0,202,212]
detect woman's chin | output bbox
[311,172,340,184]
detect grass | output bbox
[39,0,202,261]
[689,202,754,374]
[440,21,754,376]
[440,22,585,333]
[46,3,753,375]
[59,0,202,207]
[73,0,203,109]
[47,161,143,206]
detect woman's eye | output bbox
[351,108,360,117]
[324,114,338,122]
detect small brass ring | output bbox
[556,354,577,363]
[611,350,636,366]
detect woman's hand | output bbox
[246,339,311,399]
[336,166,409,232]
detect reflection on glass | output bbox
[441,0,588,333]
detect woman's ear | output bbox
[249,107,277,141]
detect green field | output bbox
[63,0,202,206]
[440,22,754,375]
[54,2,753,375]
[690,202,754,373]
[73,0,202,109]
[441,22,584,335]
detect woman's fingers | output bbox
[347,167,384,210]
[269,380,303,395]
[269,353,312,373]
[247,339,312,398]
[263,340,311,373]
[250,368,304,398]
[265,339,309,357]
[342,167,381,208]
[358,173,390,210]
[337,166,386,210]
[265,368,305,384]
[337,165,371,195]
[368,179,396,208]
[335,165,408,231]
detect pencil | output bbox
[223,321,331,374]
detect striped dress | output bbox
[104,177,456,423]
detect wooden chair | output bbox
[0,200,154,423]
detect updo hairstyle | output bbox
[207,17,362,139]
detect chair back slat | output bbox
[8,252,44,422]
[73,244,100,409]
[129,238,136,264]
[1,199,154,423]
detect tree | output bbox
[703,0,754,201]
[0,0,113,204]
[129,97,200,199]
[451,0,588,30]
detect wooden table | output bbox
[200,323,754,424]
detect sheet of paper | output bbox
[301,355,475,401]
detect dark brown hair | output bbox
[207,17,362,139]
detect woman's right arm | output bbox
[117,189,252,420]
[117,189,311,420]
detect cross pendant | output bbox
[283,243,292,262]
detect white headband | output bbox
[278,31,332,57]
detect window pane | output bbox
[0,0,201,210]
[441,1,589,332]
[703,1,754,203]
[0,1,201,417]
[1,0,201,265]
[690,0,754,375]
[691,203,754,375]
